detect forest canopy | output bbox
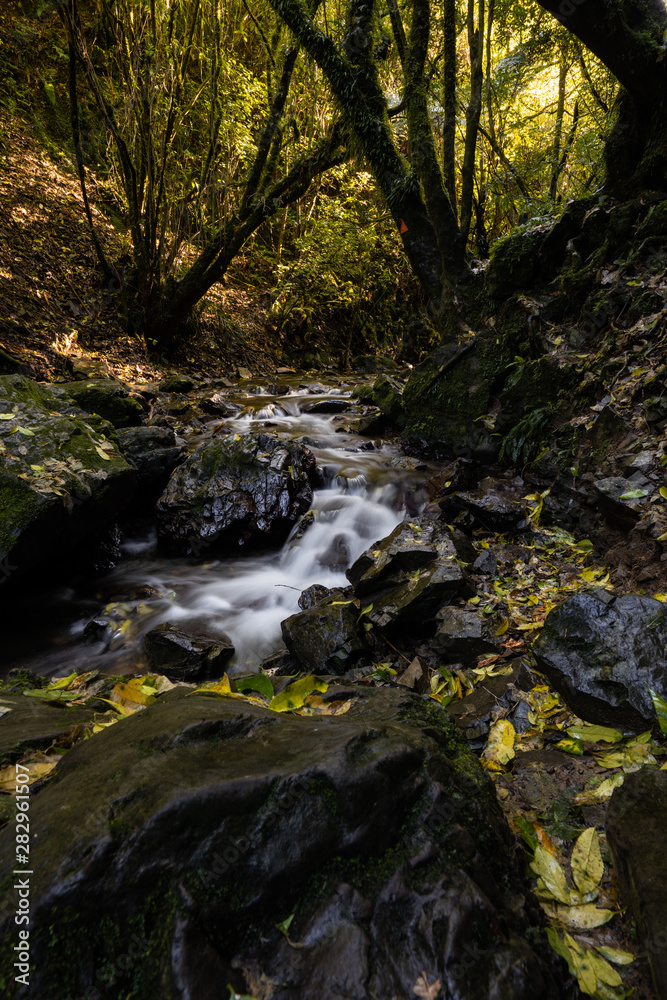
[20,0,644,354]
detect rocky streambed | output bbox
[1,368,666,999]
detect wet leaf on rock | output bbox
[531,844,571,905]
[571,827,604,895]
[481,719,515,770]
[269,675,328,712]
[566,724,624,744]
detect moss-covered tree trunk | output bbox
[535,0,667,191]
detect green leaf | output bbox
[17,427,35,437]
[595,946,635,966]
[566,724,623,744]
[235,674,274,700]
[555,737,584,755]
[275,913,294,936]
[531,844,571,904]
[22,688,79,702]
[269,676,328,712]
[660,486,667,501]
[571,828,604,895]
[588,950,622,987]
[620,488,649,500]
[514,815,538,852]
[547,928,577,977]
[649,687,667,736]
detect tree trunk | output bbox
[535,0,667,189]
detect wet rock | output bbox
[0,686,573,1000]
[439,485,529,534]
[60,380,145,428]
[298,584,336,611]
[117,425,185,500]
[0,692,96,766]
[0,375,135,586]
[431,607,502,663]
[606,769,667,998]
[367,559,476,635]
[199,393,240,417]
[281,596,369,673]
[159,374,194,393]
[593,476,645,531]
[533,591,667,730]
[318,533,350,569]
[144,622,234,681]
[237,366,253,380]
[472,548,497,575]
[347,517,474,597]
[304,398,352,414]
[156,433,317,555]
[396,655,430,693]
[356,408,386,436]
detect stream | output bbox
[1,376,435,678]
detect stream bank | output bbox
[0,366,666,999]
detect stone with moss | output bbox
[0,685,574,999]
[156,432,317,555]
[59,380,145,428]
[0,375,135,585]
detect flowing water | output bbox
[2,377,433,678]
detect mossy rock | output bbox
[0,375,135,585]
[60,380,144,428]
[401,297,543,453]
[370,374,405,426]
[485,223,550,299]
[0,686,573,999]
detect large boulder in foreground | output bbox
[156,433,317,555]
[533,591,667,731]
[607,769,667,998]
[0,686,573,1000]
[0,374,135,584]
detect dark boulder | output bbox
[156,433,317,555]
[533,591,667,730]
[439,485,529,534]
[199,392,240,417]
[431,606,502,663]
[346,518,476,637]
[144,622,234,681]
[593,476,645,532]
[303,398,352,414]
[606,769,667,998]
[298,583,337,610]
[0,686,574,1000]
[116,425,184,500]
[0,375,135,586]
[159,374,195,393]
[281,595,369,673]
[59,380,145,428]
[347,517,473,596]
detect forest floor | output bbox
[0,107,291,385]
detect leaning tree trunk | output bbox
[535,0,667,190]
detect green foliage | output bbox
[264,167,418,360]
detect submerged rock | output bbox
[607,769,667,997]
[0,686,573,1000]
[156,433,317,555]
[533,591,667,730]
[0,374,135,585]
[144,622,234,681]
